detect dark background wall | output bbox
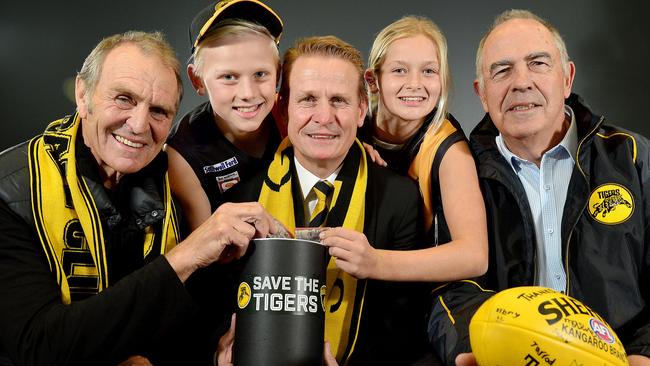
[2,0,648,150]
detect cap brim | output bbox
[194,0,283,50]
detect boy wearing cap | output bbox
[167,0,284,232]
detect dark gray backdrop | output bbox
[2,0,649,150]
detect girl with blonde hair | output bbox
[324,16,487,283]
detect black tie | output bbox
[309,180,334,227]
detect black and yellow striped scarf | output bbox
[258,137,367,364]
[27,113,180,304]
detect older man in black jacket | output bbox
[428,9,650,366]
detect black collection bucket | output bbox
[234,238,327,366]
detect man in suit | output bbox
[223,35,431,365]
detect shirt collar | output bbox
[495,105,578,171]
[559,105,578,161]
[294,157,339,200]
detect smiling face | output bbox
[375,34,441,126]
[475,18,574,154]
[286,56,367,178]
[75,43,179,187]
[189,32,278,140]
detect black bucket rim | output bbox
[253,237,323,246]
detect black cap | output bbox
[189,0,283,52]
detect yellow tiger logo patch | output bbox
[588,183,634,225]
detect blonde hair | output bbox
[476,9,570,91]
[78,31,183,108]
[192,19,280,78]
[278,35,367,111]
[367,16,450,135]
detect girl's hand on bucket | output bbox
[320,228,379,279]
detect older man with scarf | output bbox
[0,31,276,366]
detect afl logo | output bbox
[237,282,252,309]
[589,318,615,344]
[588,183,633,225]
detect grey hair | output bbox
[78,30,183,108]
[475,9,570,91]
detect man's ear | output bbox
[187,64,206,96]
[563,61,576,98]
[357,97,368,128]
[75,76,89,118]
[473,79,489,113]
[364,68,379,93]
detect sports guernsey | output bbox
[167,101,281,211]
[358,112,466,244]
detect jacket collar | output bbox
[470,93,603,176]
[75,131,168,230]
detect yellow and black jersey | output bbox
[167,101,281,212]
[359,112,467,244]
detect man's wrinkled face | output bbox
[476,18,574,146]
[76,43,179,183]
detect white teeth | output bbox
[400,97,425,102]
[309,134,336,139]
[511,104,536,111]
[115,135,143,148]
[236,105,260,113]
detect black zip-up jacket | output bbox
[428,94,650,364]
[0,121,219,365]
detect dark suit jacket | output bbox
[226,146,429,365]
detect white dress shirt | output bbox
[294,157,339,219]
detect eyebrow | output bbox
[152,103,176,116]
[489,60,513,74]
[330,93,351,101]
[294,90,315,98]
[489,51,553,74]
[525,51,552,61]
[387,60,439,67]
[113,85,176,115]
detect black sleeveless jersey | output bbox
[167,102,281,211]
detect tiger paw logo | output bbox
[320,285,327,312]
[588,183,633,225]
[237,282,252,309]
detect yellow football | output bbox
[469,286,628,366]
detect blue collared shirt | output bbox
[495,106,578,292]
